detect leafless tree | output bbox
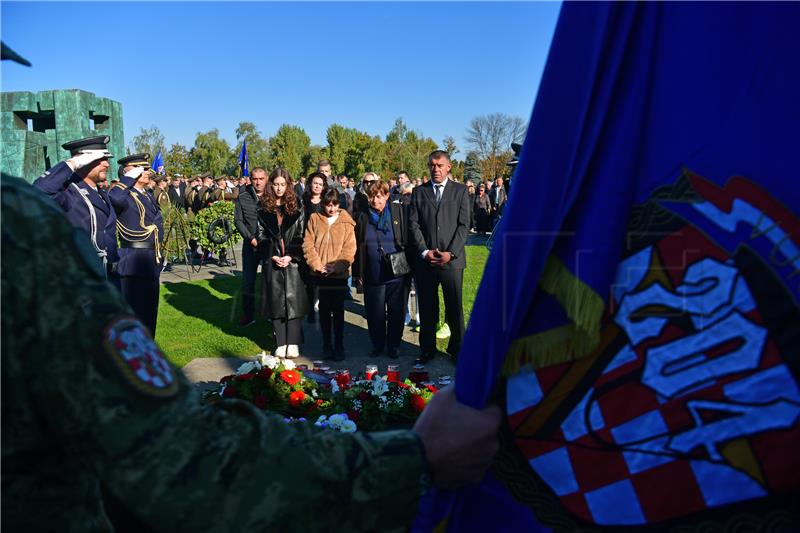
[465,113,527,179]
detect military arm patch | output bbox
[103,316,178,398]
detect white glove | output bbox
[66,150,109,171]
[124,166,145,180]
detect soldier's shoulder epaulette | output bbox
[110,181,127,190]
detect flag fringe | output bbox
[502,255,605,375]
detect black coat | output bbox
[353,201,409,281]
[234,185,261,242]
[256,206,309,320]
[407,179,470,270]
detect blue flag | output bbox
[238,140,249,177]
[415,2,800,531]
[151,149,164,175]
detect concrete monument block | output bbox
[0,89,124,182]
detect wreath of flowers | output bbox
[204,354,438,432]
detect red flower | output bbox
[222,385,237,398]
[235,373,255,381]
[254,394,268,408]
[257,368,273,380]
[281,370,302,386]
[358,391,370,401]
[410,394,426,413]
[220,375,235,383]
[288,390,306,407]
[316,399,324,407]
[426,385,438,394]
[347,409,360,422]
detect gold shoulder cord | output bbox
[116,191,162,263]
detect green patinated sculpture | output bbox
[0,89,124,182]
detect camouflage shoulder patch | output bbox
[103,316,178,398]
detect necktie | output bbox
[435,184,442,204]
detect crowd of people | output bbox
[30,134,511,366]
[232,153,507,364]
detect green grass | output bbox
[156,244,489,367]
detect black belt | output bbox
[120,240,155,250]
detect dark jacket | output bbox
[108,176,164,280]
[408,179,470,270]
[234,186,261,242]
[256,206,309,320]
[353,200,409,282]
[168,185,185,210]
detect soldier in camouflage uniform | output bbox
[1,173,500,531]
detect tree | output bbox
[269,125,310,179]
[165,143,194,177]
[464,151,482,185]
[130,125,165,159]
[383,118,437,179]
[465,113,527,180]
[442,136,459,159]
[302,145,327,177]
[326,124,359,174]
[234,121,271,173]
[191,129,235,176]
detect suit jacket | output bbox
[168,185,185,210]
[33,161,119,267]
[109,176,164,279]
[408,179,470,270]
[490,185,507,215]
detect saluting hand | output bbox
[66,150,109,171]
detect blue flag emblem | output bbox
[238,140,249,177]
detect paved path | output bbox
[172,248,457,389]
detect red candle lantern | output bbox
[387,364,400,383]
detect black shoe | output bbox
[416,352,435,363]
[306,313,316,324]
[387,347,399,359]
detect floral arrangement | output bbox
[204,354,439,432]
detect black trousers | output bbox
[121,276,160,336]
[317,277,348,348]
[273,317,303,346]
[415,267,464,355]
[364,277,409,351]
[240,243,259,318]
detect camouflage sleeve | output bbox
[1,177,427,532]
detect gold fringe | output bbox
[502,255,605,376]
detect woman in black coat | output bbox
[301,172,327,323]
[256,167,308,358]
[352,181,411,359]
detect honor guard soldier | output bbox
[109,154,164,335]
[33,135,121,288]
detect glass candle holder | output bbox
[335,369,351,388]
[365,364,378,381]
[387,364,400,383]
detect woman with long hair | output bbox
[256,167,308,358]
[301,172,327,323]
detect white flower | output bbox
[340,420,357,433]
[315,415,328,426]
[330,379,340,393]
[371,378,389,397]
[236,361,258,375]
[311,389,318,398]
[328,414,347,427]
[260,354,281,369]
[282,358,296,370]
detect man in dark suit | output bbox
[408,150,471,362]
[109,154,164,335]
[490,176,507,226]
[33,135,120,289]
[168,175,185,210]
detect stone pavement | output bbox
[171,252,456,390]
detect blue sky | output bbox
[1,1,560,154]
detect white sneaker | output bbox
[274,345,288,357]
[286,344,300,358]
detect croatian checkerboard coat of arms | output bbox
[500,170,799,530]
[103,316,178,398]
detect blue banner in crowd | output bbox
[151,149,164,174]
[238,140,249,177]
[415,2,800,531]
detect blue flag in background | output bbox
[238,140,249,177]
[151,149,164,174]
[415,2,800,531]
